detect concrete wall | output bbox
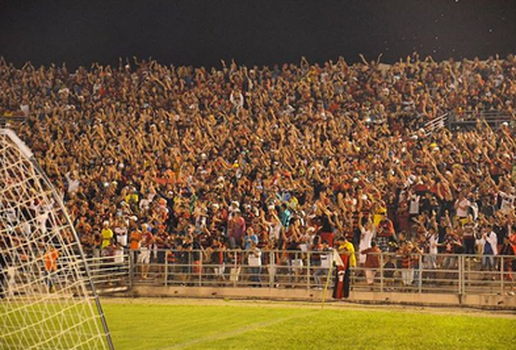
[127,286,516,310]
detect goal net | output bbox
[0,129,113,349]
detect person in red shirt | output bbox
[332,236,354,299]
[399,241,416,289]
[441,228,463,279]
[229,210,246,249]
[361,241,381,288]
[499,235,515,296]
[376,217,395,252]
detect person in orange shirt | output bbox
[129,227,142,267]
[44,245,59,293]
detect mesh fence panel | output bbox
[0,129,113,350]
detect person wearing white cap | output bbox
[228,201,240,218]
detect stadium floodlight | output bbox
[0,129,114,350]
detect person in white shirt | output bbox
[313,241,332,288]
[113,244,125,265]
[498,188,515,214]
[477,225,498,272]
[424,228,439,270]
[138,193,154,212]
[454,193,471,221]
[409,193,420,217]
[30,198,53,234]
[65,171,80,194]
[230,90,244,111]
[358,214,375,266]
[114,219,128,248]
[247,243,262,286]
[3,206,18,227]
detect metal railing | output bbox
[419,112,448,136]
[0,114,27,128]
[84,253,131,291]
[448,110,514,130]
[85,249,516,297]
[410,109,514,134]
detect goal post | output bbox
[0,129,114,350]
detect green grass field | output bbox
[102,298,516,350]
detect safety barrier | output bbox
[419,112,449,136]
[85,249,516,298]
[84,254,131,291]
[448,110,513,130]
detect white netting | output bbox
[0,129,112,350]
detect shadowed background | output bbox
[0,0,515,68]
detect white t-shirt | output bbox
[114,248,125,264]
[427,232,438,255]
[139,198,151,211]
[320,251,333,269]
[476,231,499,255]
[299,243,309,252]
[20,104,29,116]
[114,227,128,247]
[271,222,282,240]
[499,192,515,213]
[359,227,375,264]
[248,249,262,266]
[65,173,80,193]
[409,195,420,215]
[455,198,471,217]
[5,207,18,225]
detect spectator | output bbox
[129,226,141,263]
[248,242,262,287]
[0,239,7,299]
[138,224,154,279]
[358,213,375,266]
[455,193,471,225]
[1,54,516,291]
[279,203,292,228]
[332,236,354,299]
[377,217,395,252]
[424,227,439,272]
[383,255,396,291]
[44,245,59,293]
[462,222,476,256]
[210,238,227,282]
[499,235,515,295]
[478,225,498,273]
[313,240,332,289]
[243,228,259,250]
[114,219,128,248]
[286,238,303,286]
[399,241,415,289]
[100,221,114,250]
[229,210,246,249]
[361,241,381,288]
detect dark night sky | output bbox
[1,0,515,69]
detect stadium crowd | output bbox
[1,53,516,285]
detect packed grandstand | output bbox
[1,53,515,287]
